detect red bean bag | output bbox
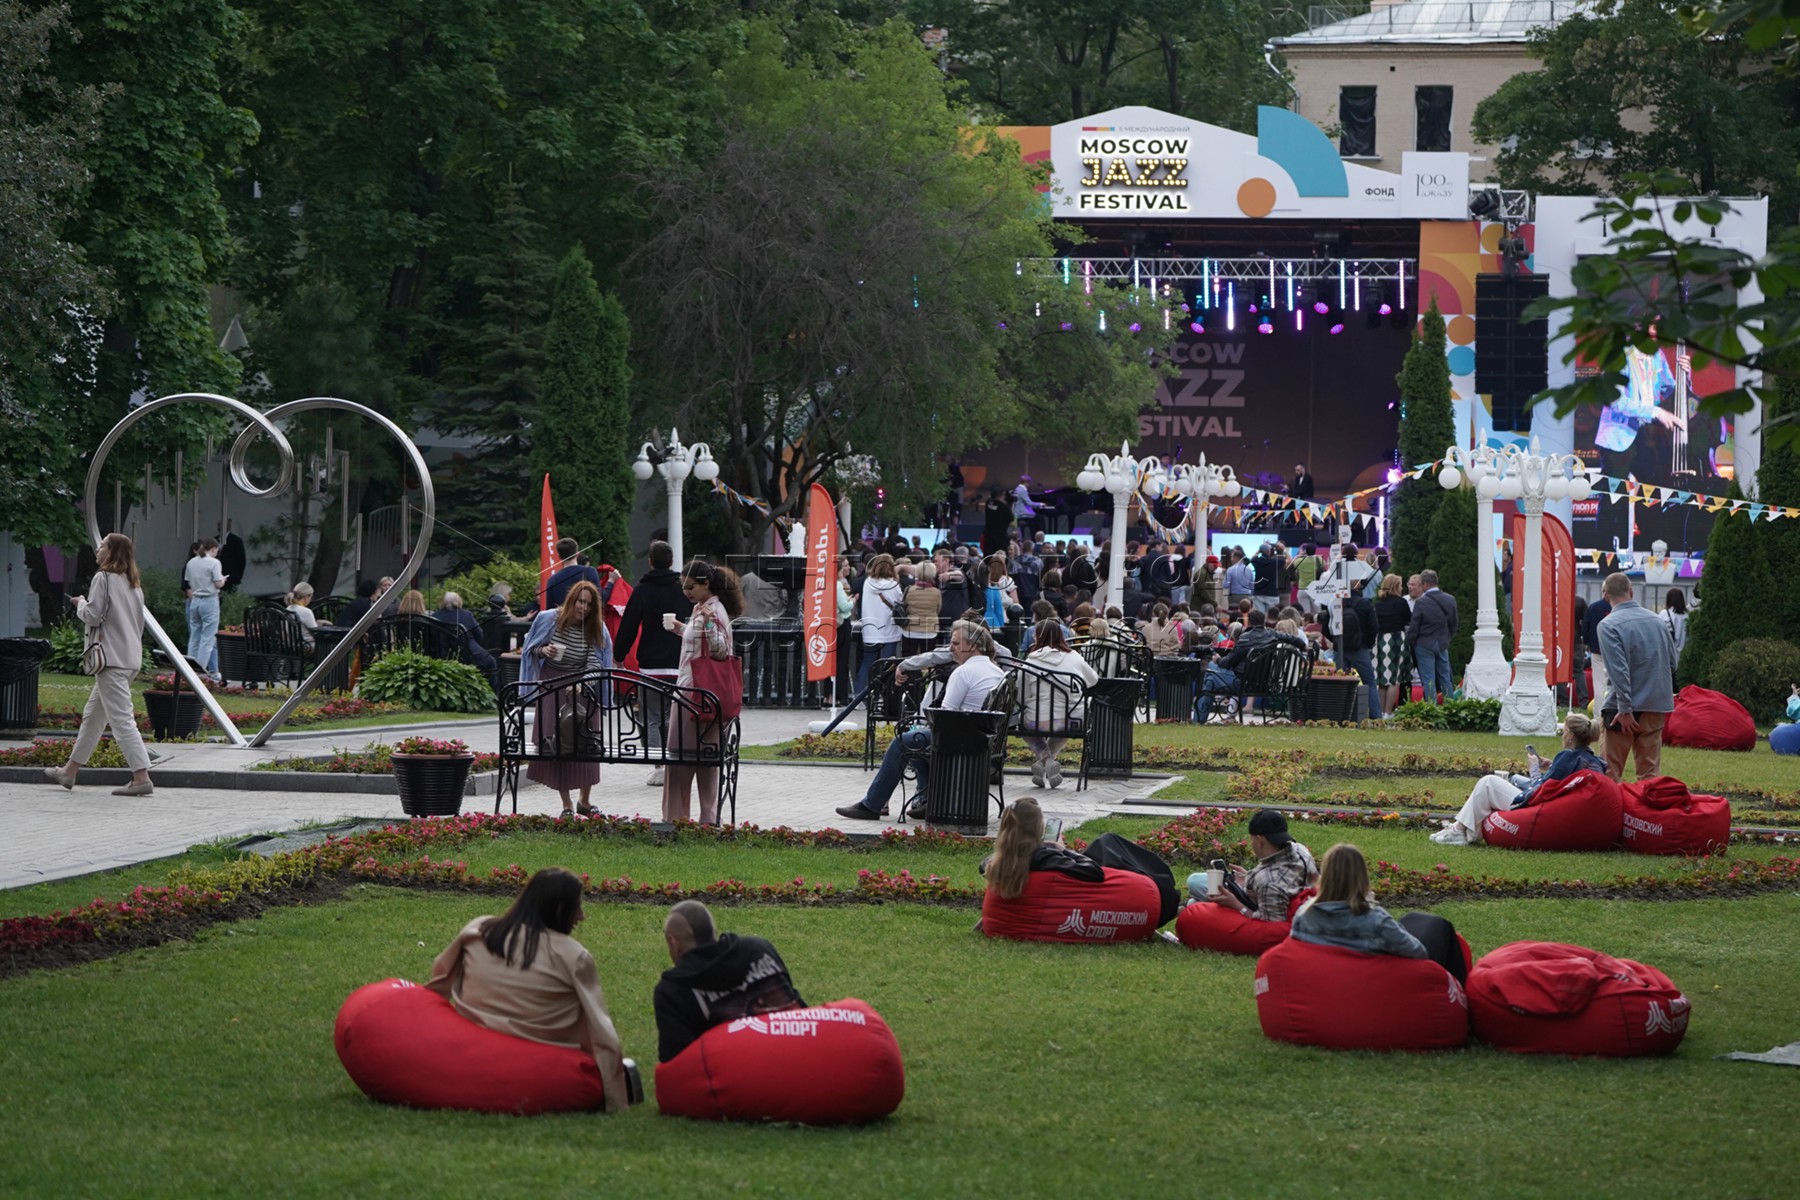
[1175,888,1315,956]
[655,999,904,1124]
[981,867,1163,944]
[1467,942,1690,1057]
[334,978,607,1114]
[1664,685,1756,752]
[1620,776,1731,855]
[1255,938,1470,1051]
[1481,769,1622,851]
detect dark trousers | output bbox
[1084,832,1179,927]
[1399,912,1467,984]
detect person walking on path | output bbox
[1596,572,1676,781]
[45,533,155,797]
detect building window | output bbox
[1339,86,1377,156]
[1415,86,1453,152]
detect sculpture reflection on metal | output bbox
[84,393,436,748]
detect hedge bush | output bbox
[357,649,493,713]
[1387,698,1502,732]
[427,553,542,612]
[1705,638,1800,724]
[42,620,151,675]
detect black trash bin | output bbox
[1152,656,1206,723]
[1081,676,1139,783]
[0,637,52,732]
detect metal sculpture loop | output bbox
[84,393,435,747]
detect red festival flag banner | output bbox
[539,474,561,610]
[1507,510,1575,686]
[804,483,838,683]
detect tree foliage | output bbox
[536,248,633,571]
[1426,483,1514,674]
[1392,302,1455,578]
[627,21,1176,552]
[1472,0,1800,217]
[1751,354,1800,633]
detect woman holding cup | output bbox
[662,560,743,824]
[519,580,612,818]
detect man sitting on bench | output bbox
[655,900,806,1063]
[836,620,1006,822]
[1195,609,1304,720]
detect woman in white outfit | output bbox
[1019,620,1098,788]
[1432,713,1605,845]
[46,533,155,796]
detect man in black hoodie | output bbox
[613,541,692,787]
[654,900,806,1063]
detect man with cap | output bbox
[1211,810,1318,922]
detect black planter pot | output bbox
[144,691,205,740]
[216,632,247,686]
[393,753,475,817]
[1302,676,1361,723]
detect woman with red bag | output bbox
[663,560,743,824]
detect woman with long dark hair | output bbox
[47,533,155,796]
[520,579,613,817]
[664,560,743,824]
[427,867,636,1110]
[981,798,1178,926]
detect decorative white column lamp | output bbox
[1163,454,1241,570]
[1076,441,1165,614]
[1436,444,1510,701]
[632,427,718,569]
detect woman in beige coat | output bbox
[427,867,636,1111]
[45,533,154,796]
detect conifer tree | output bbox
[1392,301,1455,578]
[1678,481,1774,685]
[1752,357,1800,635]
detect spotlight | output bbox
[1060,322,1072,331]
[1190,321,1204,334]
[1378,302,1393,315]
[1257,316,1273,334]
[1329,323,1344,335]
[1248,303,1259,314]
[1469,188,1501,219]
[1314,301,1330,315]
[1128,322,1141,332]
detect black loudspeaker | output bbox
[1474,273,1549,432]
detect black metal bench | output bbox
[1203,641,1312,724]
[496,668,742,823]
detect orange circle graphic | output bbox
[1237,178,1277,218]
[1447,315,1476,345]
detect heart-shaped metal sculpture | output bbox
[84,393,435,746]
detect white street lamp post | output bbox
[1475,437,1590,737]
[631,427,718,568]
[1163,455,1241,575]
[1077,441,1165,614]
[1436,444,1510,701]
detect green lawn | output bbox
[1,886,1794,1199]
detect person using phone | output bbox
[978,798,1179,927]
[1210,810,1318,923]
[182,537,227,681]
[1432,713,1606,845]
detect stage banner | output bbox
[538,474,561,610]
[805,483,839,683]
[1507,511,1575,686]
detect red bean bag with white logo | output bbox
[1664,685,1756,752]
[1175,888,1315,956]
[1254,938,1470,1051]
[1481,769,1622,851]
[1467,942,1690,1057]
[655,998,904,1124]
[334,978,606,1114]
[1620,776,1731,856]
[981,867,1163,944]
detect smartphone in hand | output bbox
[1040,816,1064,843]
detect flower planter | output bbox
[215,631,248,686]
[393,752,475,817]
[143,691,206,741]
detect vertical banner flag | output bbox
[539,474,561,610]
[1506,511,1575,686]
[805,483,839,683]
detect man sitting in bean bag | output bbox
[654,900,807,1064]
[1210,810,1319,923]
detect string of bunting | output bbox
[709,479,792,531]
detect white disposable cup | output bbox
[663,613,678,631]
[1207,868,1225,895]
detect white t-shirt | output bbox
[942,653,1007,712]
[861,578,904,645]
[184,555,224,598]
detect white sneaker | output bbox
[1046,761,1064,789]
[646,769,664,787]
[1429,823,1470,845]
[1030,757,1046,787]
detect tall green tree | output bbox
[1753,355,1800,634]
[628,20,1177,552]
[1391,302,1455,578]
[1427,483,1513,676]
[1678,482,1775,685]
[1471,0,1800,218]
[536,248,633,572]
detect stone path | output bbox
[0,710,1180,890]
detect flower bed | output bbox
[34,695,401,733]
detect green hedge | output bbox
[358,649,494,713]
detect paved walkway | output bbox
[0,711,1181,890]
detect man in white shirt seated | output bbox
[835,620,1006,823]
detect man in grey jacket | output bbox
[1407,569,1458,704]
[1595,572,1676,780]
